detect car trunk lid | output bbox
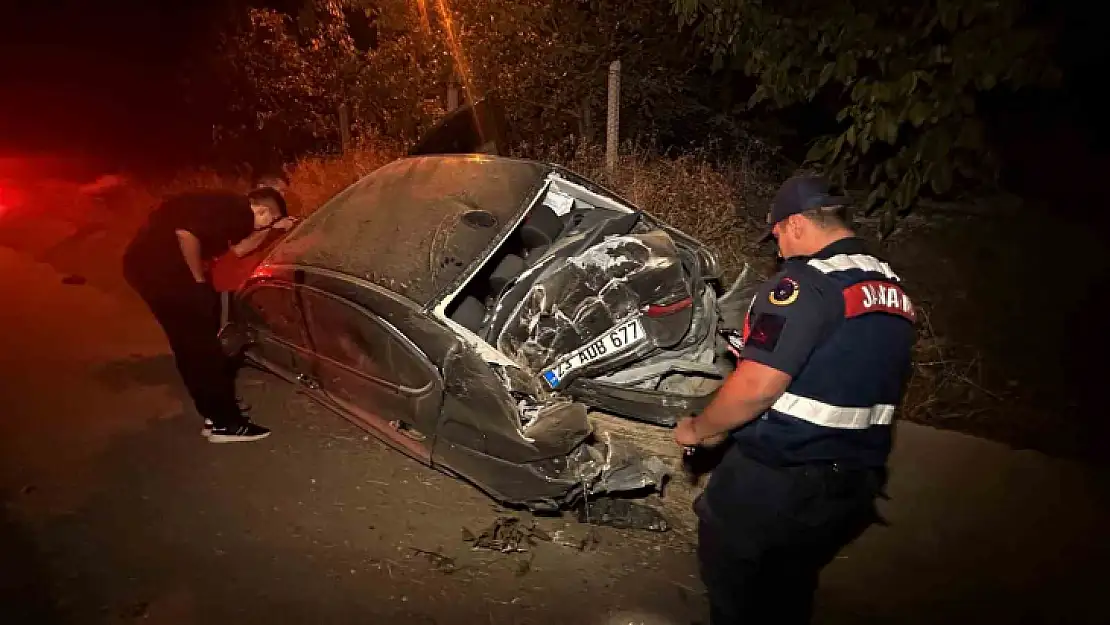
[407,94,511,157]
[488,209,715,392]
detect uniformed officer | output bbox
[675,175,916,624]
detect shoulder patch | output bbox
[843,280,916,322]
[747,313,786,351]
[768,276,800,306]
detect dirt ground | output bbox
[875,206,1110,462]
[2,166,1109,624]
[0,240,709,625]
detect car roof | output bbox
[264,154,551,306]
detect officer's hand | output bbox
[676,416,728,450]
[674,417,702,447]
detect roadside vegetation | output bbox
[95,133,1072,461]
[69,0,1093,459]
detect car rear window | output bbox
[267,156,549,306]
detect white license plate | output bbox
[541,317,646,389]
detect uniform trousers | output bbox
[694,445,885,625]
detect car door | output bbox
[300,286,442,463]
[236,281,316,387]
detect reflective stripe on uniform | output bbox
[807,254,900,281]
[771,392,896,429]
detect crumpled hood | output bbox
[495,229,690,373]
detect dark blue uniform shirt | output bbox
[732,237,916,469]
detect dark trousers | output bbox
[123,260,244,428]
[694,447,884,625]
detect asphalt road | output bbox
[2,216,1109,624]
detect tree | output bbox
[354,0,711,151]
[672,0,1060,232]
[196,1,363,164]
[437,0,712,150]
[191,0,717,163]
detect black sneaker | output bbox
[201,410,251,437]
[207,422,271,443]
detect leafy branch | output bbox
[673,0,1059,234]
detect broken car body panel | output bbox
[219,153,754,511]
[435,167,734,426]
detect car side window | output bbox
[302,291,431,390]
[241,284,308,347]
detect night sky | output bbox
[0,0,228,166]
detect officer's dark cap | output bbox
[759,175,848,242]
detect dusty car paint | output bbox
[267,156,550,305]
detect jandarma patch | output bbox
[747,314,786,351]
[768,277,800,306]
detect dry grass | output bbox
[283,137,403,216]
[541,140,777,282]
[903,301,1001,422]
[109,137,404,226]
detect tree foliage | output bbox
[673,0,1060,231]
[421,0,706,148]
[199,1,361,163]
[192,0,718,164]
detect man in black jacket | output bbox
[123,187,296,442]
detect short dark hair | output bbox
[247,187,288,218]
[800,204,851,230]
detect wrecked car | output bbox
[219,153,752,511]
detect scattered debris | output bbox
[462,516,551,553]
[515,552,536,577]
[578,498,670,532]
[410,547,458,574]
[550,528,601,552]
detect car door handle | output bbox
[296,373,320,390]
